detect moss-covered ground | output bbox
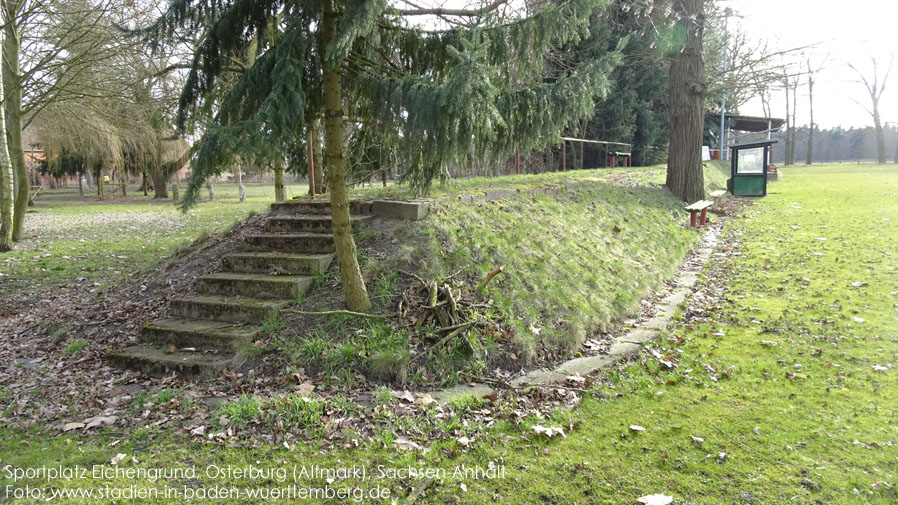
[3,163,896,503]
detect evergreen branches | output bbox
[146,0,623,206]
[359,46,620,194]
[381,0,604,79]
[328,0,389,68]
[173,0,287,131]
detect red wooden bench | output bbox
[685,200,712,227]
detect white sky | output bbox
[723,0,898,128]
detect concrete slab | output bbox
[371,200,430,220]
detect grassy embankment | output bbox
[270,164,729,384]
[1,163,896,504]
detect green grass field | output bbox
[2,163,896,504]
[0,182,307,296]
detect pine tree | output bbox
[141,0,620,311]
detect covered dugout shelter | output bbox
[713,114,785,161]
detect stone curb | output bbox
[429,222,721,402]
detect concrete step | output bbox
[243,233,335,253]
[195,272,313,299]
[108,344,232,380]
[170,295,289,323]
[141,318,262,351]
[271,199,372,216]
[223,252,334,275]
[264,214,373,234]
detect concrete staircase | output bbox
[108,199,373,380]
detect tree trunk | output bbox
[141,172,148,195]
[273,158,286,202]
[206,182,214,200]
[97,170,104,199]
[783,78,792,166]
[2,10,27,242]
[872,96,886,164]
[237,166,245,202]
[150,167,169,198]
[806,68,815,165]
[171,178,179,201]
[120,171,127,197]
[789,78,798,165]
[78,171,84,197]
[894,129,898,164]
[665,0,706,203]
[322,0,371,312]
[0,62,13,252]
[309,120,325,194]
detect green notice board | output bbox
[732,177,765,196]
[728,140,776,197]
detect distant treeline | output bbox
[771,125,898,164]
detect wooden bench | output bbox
[685,200,712,227]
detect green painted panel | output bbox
[731,177,765,196]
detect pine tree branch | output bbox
[393,0,508,17]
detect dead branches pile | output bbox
[397,269,492,356]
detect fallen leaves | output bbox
[637,494,673,505]
[83,415,117,430]
[532,425,566,438]
[62,422,85,432]
[393,437,424,451]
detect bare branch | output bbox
[392,0,507,17]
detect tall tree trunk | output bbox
[309,119,325,194]
[97,170,104,199]
[872,96,886,164]
[141,172,148,195]
[0,61,13,252]
[894,128,898,164]
[237,165,245,202]
[150,167,169,198]
[789,78,798,165]
[2,8,27,241]
[322,0,371,312]
[783,78,792,166]
[78,171,84,197]
[273,158,286,202]
[806,66,815,165]
[665,0,706,202]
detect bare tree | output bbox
[781,63,801,166]
[803,56,828,165]
[848,55,893,164]
[2,0,128,241]
[0,26,12,252]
